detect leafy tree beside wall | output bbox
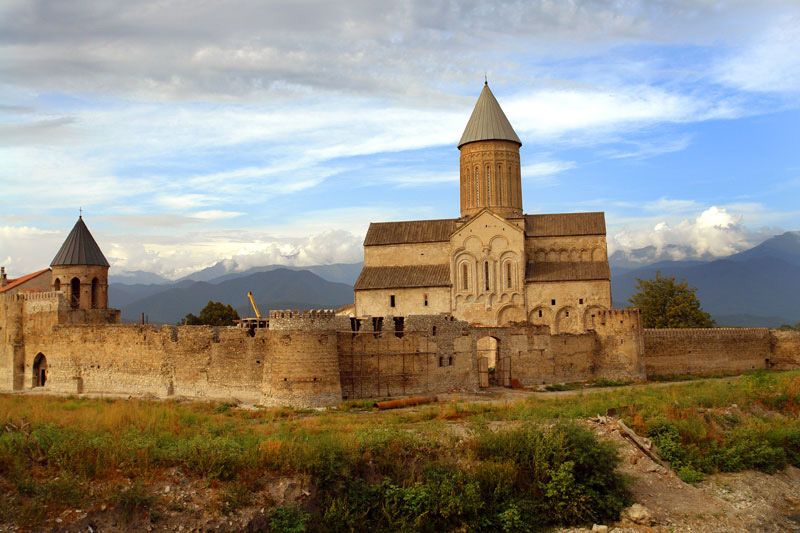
[629,272,715,328]
[183,301,240,326]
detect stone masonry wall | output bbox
[643,328,772,377]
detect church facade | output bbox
[355,83,611,332]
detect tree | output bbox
[777,322,800,331]
[183,301,240,326]
[629,272,715,328]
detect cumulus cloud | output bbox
[609,206,764,263]
[106,229,364,279]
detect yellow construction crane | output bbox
[239,291,267,332]
[247,291,262,319]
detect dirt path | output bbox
[576,417,800,532]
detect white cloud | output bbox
[716,14,800,93]
[609,206,758,261]
[507,87,740,142]
[522,160,576,178]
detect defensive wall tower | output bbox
[458,82,523,219]
[262,310,349,408]
[50,216,110,311]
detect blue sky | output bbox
[1,1,799,278]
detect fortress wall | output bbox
[593,309,646,380]
[338,331,443,400]
[643,328,772,377]
[20,324,269,403]
[0,294,24,390]
[515,332,597,385]
[770,330,800,369]
[263,329,342,407]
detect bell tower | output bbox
[458,82,523,219]
[50,216,111,310]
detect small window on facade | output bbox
[486,166,492,205]
[423,293,428,306]
[448,356,453,366]
[484,261,490,291]
[432,325,437,336]
[505,262,512,289]
[565,311,569,317]
[461,263,469,291]
[439,356,444,367]
[579,298,584,305]
[372,317,383,331]
[538,310,543,318]
[551,299,556,306]
[390,295,396,307]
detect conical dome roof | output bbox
[50,216,110,267]
[458,82,521,148]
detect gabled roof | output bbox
[526,261,610,282]
[458,82,521,148]
[0,268,51,294]
[354,264,451,290]
[364,219,458,246]
[525,212,606,237]
[51,217,110,267]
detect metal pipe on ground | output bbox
[374,396,438,410]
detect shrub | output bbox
[473,423,629,526]
[269,506,311,533]
[677,465,704,484]
[114,482,154,522]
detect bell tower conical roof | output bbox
[458,82,521,149]
[50,216,110,267]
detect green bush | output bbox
[473,423,628,526]
[677,465,704,484]
[270,506,311,533]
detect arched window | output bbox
[54,278,61,291]
[497,164,503,204]
[505,262,513,289]
[508,163,514,205]
[474,166,480,205]
[484,261,490,291]
[486,166,492,205]
[70,277,80,309]
[91,277,99,309]
[461,263,469,291]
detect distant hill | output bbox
[109,270,172,285]
[177,261,363,286]
[207,262,363,286]
[120,268,354,324]
[612,231,800,327]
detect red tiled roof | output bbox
[0,268,51,294]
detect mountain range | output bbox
[114,268,355,324]
[109,232,800,327]
[612,231,800,327]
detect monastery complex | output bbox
[1,84,799,407]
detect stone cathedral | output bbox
[354,82,612,332]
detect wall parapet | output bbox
[269,309,337,319]
[644,327,770,338]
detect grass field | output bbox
[2,370,800,531]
